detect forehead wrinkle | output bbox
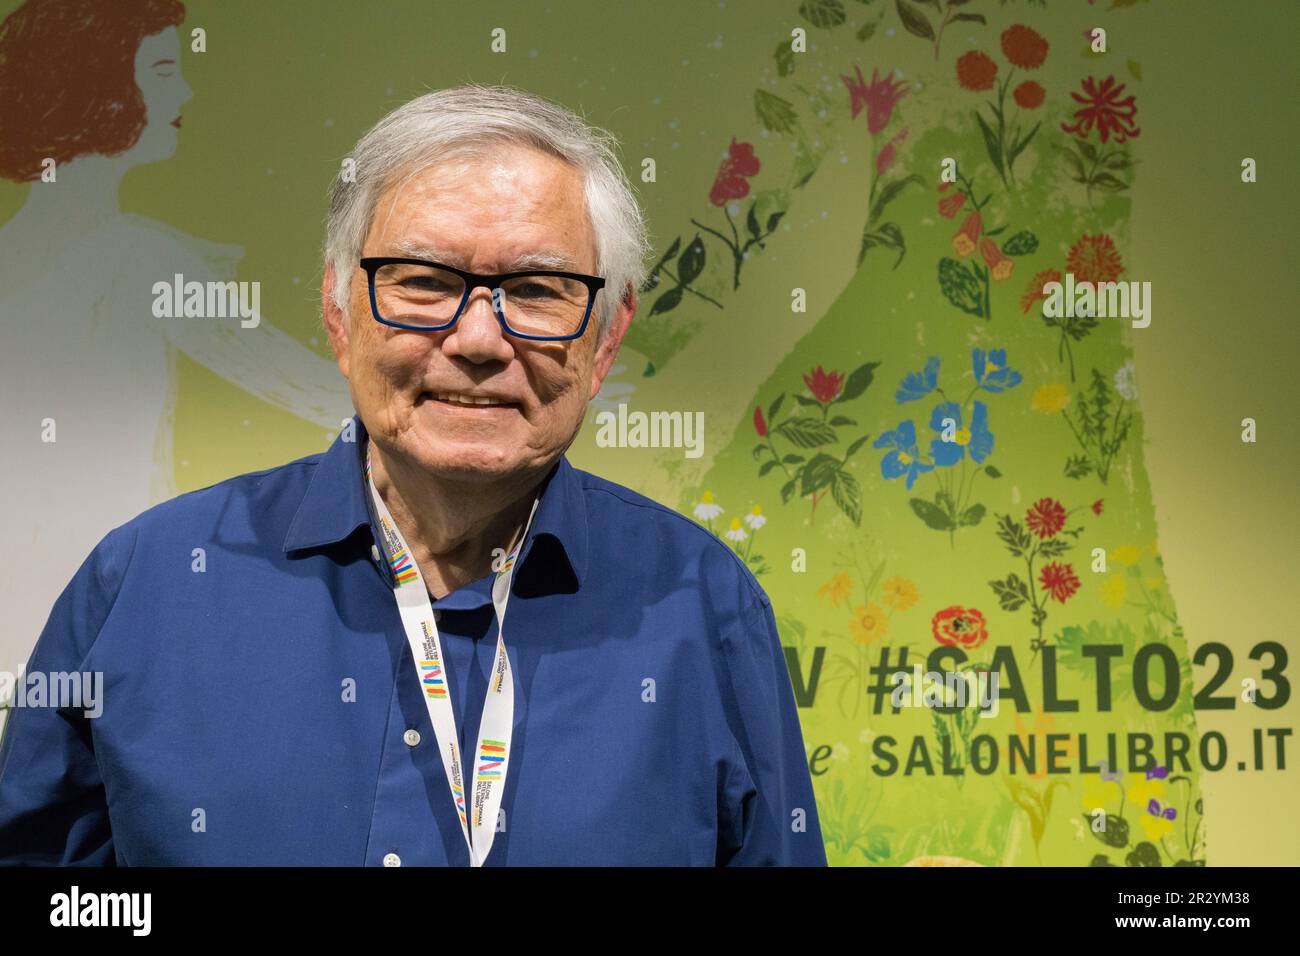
[388,237,579,273]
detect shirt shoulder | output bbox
[94,449,327,566]
[569,464,771,616]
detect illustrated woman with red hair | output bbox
[0,0,351,694]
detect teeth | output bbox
[435,392,504,406]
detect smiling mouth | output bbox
[421,391,519,410]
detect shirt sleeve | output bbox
[0,527,132,866]
[716,593,827,866]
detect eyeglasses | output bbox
[359,257,606,341]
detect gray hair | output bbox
[324,83,651,340]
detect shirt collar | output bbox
[283,414,586,594]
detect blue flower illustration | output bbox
[874,419,935,490]
[928,400,994,466]
[973,348,1022,394]
[896,356,940,403]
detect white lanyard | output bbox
[365,446,539,867]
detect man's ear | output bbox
[321,263,352,379]
[588,286,636,402]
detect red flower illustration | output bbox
[803,366,845,403]
[932,606,990,651]
[1001,25,1049,70]
[876,128,908,177]
[842,64,908,134]
[952,211,982,257]
[937,182,966,219]
[709,137,760,206]
[1020,268,1062,314]
[1039,562,1081,603]
[1091,499,1104,516]
[956,51,998,92]
[1013,80,1045,109]
[1025,497,1067,538]
[980,237,1015,281]
[753,405,768,438]
[1066,234,1124,285]
[1061,75,1141,144]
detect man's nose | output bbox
[443,287,514,363]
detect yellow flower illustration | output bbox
[1126,773,1165,808]
[881,576,919,611]
[849,602,890,645]
[817,572,852,608]
[1031,383,1070,413]
[1081,776,1118,815]
[1139,811,1176,842]
[1111,544,1141,567]
[1100,574,1127,609]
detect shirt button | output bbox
[383,852,401,867]
[403,729,421,747]
[371,544,382,562]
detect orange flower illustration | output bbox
[980,237,1014,281]
[952,211,982,257]
[1000,25,1049,70]
[1066,234,1124,285]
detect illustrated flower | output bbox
[896,356,940,403]
[1110,544,1141,566]
[1025,497,1067,538]
[850,602,890,645]
[1126,772,1164,808]
[952,211,982,257]
[974,348,1023,393]
[980,237,1015,281]
[1114,360,1138,401]
[1100,574,1126,609]
[818,572,852,608]
[876,128,908,177]
[753,404,768,437]
[1092,499,1104,516]
[882,576,919,612]
[956,51,997,92]
[928,400,993,466]
[1039,561,1081,603]
[1000,25,1049,70]
[709,136,761,206]
[937,181,966,219]
[841,64,908,134]
[1061,75,1141,144]
[932,605,989,650]
[1082,774,1118,815]
[1066,233,1124,285]
[1031,383,1070,413]
[804,365,845,403]
[874,420,934,491]
[1140,799,1177,841]
[724,517,747,542]
[693,491,724,522]
[1013,80,1045,109]
[1020,268,1062,314]
[744,505,766,529]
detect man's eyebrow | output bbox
[389,239,579,272]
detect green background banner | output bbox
[1,0,1294,865]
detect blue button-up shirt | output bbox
[0,415,826,866]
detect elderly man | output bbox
[0,85,826,866]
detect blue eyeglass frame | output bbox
[358,256,606,341]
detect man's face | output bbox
[324,144,632,482]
